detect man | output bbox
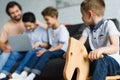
[0,1,25,72]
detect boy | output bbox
[79,0,120,80]
[0,12,48,80]
[16,6,69,80]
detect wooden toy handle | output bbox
[84,54,104,59]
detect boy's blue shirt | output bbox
[23,26,48,50]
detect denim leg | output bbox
[15,50,39,74]
[106,56,120,76]
[91,55,120,80]
[0,53,10,72]
[0,50,2,55]
[24,53,39,72]
[31,50,65,75]
[2,51,24,75]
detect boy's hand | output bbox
[63,53,66,59]
[88,49,103,61]
[32,42,41,49]
[36,50,45,57]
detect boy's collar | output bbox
[90,19,105,31]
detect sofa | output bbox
[34,18,120,80]
[10,19,119,80]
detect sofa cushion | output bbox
[35,58,65,80]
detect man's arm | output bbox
[0,41,11,53]
[36,20,48,29]
[0,41,6,51]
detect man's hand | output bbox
[2,45,11,53]
[3,47,11,53]
[36,50,46,57]
[3,49,11,53]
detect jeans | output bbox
[0,52,10,72]
[15,50,39,74]
[24,49,65,75]
[2,50,39,75]
[89,54,120,80]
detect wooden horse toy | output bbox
[63,37,89,80]
[63,37,120,80]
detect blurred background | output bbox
[0,0,120,30]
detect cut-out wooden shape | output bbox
[63,37,89,80]
[63,37,120,80]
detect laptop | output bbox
[8,34,32,51]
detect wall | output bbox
[0,0,120,30]
[0,0,56,30]
[58,0,120,24]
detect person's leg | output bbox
[31,50,65,75]
[0,52,10,72]
[15,50,39,74]
[24,53,39,72]
[91,55,120,80]
[18,53,40,80]
[1,51,24,75]
[106,56,120,76]
[0,50,1,58]
[24,50,64,80]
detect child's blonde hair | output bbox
[41,6,58,18]
[81,0,105,16]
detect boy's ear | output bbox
[88,10,94,17]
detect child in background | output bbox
[79,0,120,80]
[16,6,69,80]
[0,12,48,80]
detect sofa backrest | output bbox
[66,24,86,39]
[110,18,120,32]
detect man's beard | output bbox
[11,15,22,22]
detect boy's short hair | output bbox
[81,0,105,16]
[41,6,58,18]
[6,1,22,16]
[22,12,36,23]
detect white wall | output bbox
[0,0,56,30]
[0,0,120,30]
[104,0,120,20]
[58,0,120,24]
